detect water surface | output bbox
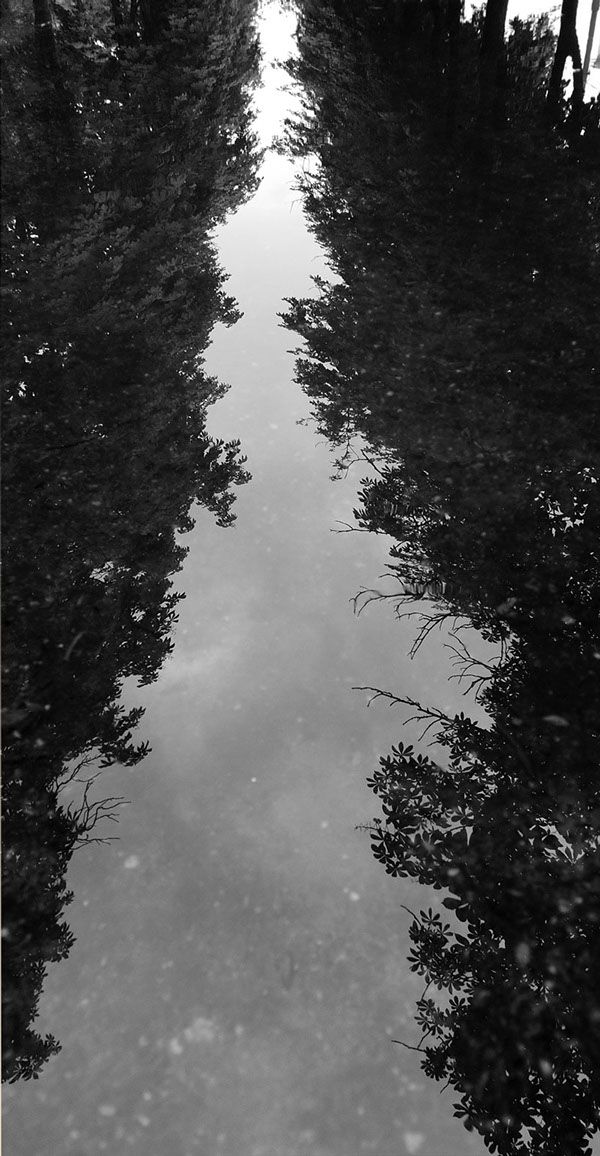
[4,3,600,1154]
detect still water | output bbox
[3,2,599,1154]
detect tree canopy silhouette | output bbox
[2,0,261,1083]
[282,3,600,1152]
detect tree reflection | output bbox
[2,0,260,1082]
[283,2,599,1151]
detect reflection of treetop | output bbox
[2,0,260,1084]
[283,3,600,1154]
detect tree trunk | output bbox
[110,0,123,29]
[547,0,583,123]
[446,0,462,138]
[478,0,509,134]
[582,0,599,95]
[33,0,59,72]
[430,0,443,61]
[139,0,168,44]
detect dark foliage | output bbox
[283,2,600,1151]
[1,0,260,1082]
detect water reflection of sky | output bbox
[8,4,597,1154]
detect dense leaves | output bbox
[2,0,260,1082]
[283,2,600,1152]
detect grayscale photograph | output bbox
[2,0,600,1153]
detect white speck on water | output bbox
[169,1038,184,1055]
[250,776,257,783]
[123,855,140,869]
[348,891,361,902]
[136,1115,151,1127]
[98,1104,116,1118]
[542,714,569,727]
[515,941,531,967]
[142,1091,152,1101]
[404,1133,425,1154]
[320,820,329,829]
[184,1016,216,1044]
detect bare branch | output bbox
[57,760,130,848]
[354,687,453,728]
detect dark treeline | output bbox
[282,1,600,1153]
[1,0,260,1082]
